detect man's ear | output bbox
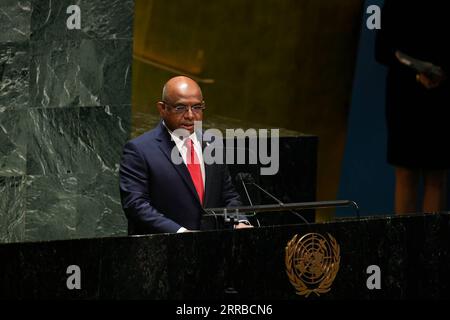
[156,101,165,115]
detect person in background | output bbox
[375,0,449,214]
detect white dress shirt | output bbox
[168,131,206,187]
[163,123,205,233]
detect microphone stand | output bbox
[248,182,310,225]
[203,200,360,221]
[232,172,360,225]
[237,174,260,227]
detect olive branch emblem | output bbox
[285,233,340,297]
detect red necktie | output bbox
[186,138,204,205]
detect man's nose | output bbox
[184,108,194,119]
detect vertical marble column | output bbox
[0,0,134,243]
[0,1,31,242]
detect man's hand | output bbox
[416,68,446,89]
[177,227,197,233]
[234,222,254,229]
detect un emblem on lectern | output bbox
[285,233,340,297]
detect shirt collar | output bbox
[163,121,200,148]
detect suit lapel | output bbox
[156,122,202,205]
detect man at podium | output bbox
[119,76,252,234]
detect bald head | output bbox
[162,76,203,103]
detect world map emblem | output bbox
[285,233,340,297]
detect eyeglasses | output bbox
[162,101,206,114]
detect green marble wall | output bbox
[0,0,134,243]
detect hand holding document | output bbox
[395,50,446,88]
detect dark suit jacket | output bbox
[119,121,242,235]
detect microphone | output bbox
[235,173,254,206]
[235,173,260,227]
[235,172,310,225]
